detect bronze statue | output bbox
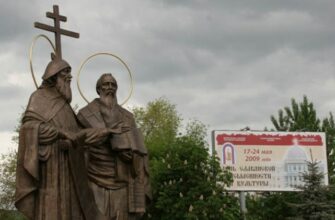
[15,57,111,220]
[77,73,151,220]
[15,5,109,220]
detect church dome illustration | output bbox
[285,145,308,162]
[283,145,309,188]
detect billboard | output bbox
[212,130,328,191]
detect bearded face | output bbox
[98,75,117,108]
[56,67,72,103]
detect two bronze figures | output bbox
[15,5,150,220]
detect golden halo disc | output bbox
[76,52,134,106]
[29,34,56,89]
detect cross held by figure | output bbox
[34,5,80,59]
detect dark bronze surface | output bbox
[16,5,109,220]
[77,74,151,220]
[16,5,150,220]
[15,68,109,220]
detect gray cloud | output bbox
[1,0,335,152]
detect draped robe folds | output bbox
[15,87,107,220]
[77,99,151,220]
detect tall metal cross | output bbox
[34,5,80,59]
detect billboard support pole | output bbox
[239,191,247,220]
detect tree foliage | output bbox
[271,95,335,182]
[146,135,239,219]
[0,209,27,220]
[288,160,335,219]
[247,96,335,219]
[246,191,299,220]
[321,112,335,183]
[0,120,27,219]
[133,97,181,158]
[0,119,20,210]
[270,96,320,132]
[134,98,240,219]
[0,150,17,210]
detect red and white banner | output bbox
[212,131,328,191]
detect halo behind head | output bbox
[76,52,133,106]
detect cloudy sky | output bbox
[1,0,335,154]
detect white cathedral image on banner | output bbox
[213,130,328,191]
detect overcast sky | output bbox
[1,0,335,154]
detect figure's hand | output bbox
[59,130,76,141]
[58,139,72,151]
[119,150,133,163]
[84,128,110,145]
[73,130,86,147]
[108,125,130,134]
[121,125,131,133]
[108,120,131,134]
[59,130,86,148]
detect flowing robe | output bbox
[15,87,107,220]
[77,99,151,220]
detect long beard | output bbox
[100,93,116,109]
[100,93,122,128]
[56,77,72,103]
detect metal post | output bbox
[239,191,247,220]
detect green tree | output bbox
[288,160,335,219]
[133,97,181,158]
[321,112,335,183]
[246,192,299,220]
[0,209,27,220]
[271,95,335,181]
[134,98,240,219]
[270,96,320,132]
[0,126,27,219]
[0,150,17,210]
[0,116,20,210]
[246,96,335,219]
[0,150,27,220]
